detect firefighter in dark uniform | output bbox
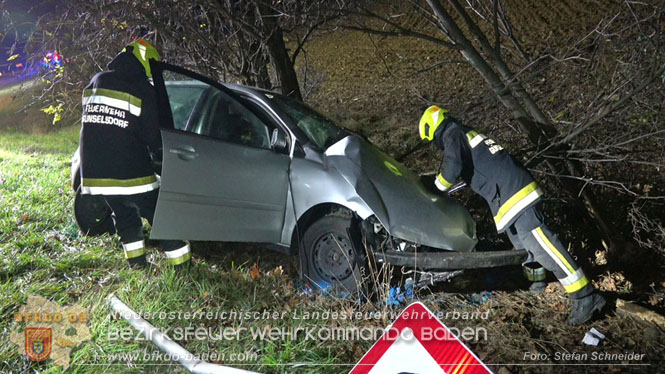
[79,39,191,268]
[419,106,605,325]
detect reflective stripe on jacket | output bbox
[79,51,161,195]
[81,175,160,195]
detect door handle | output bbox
[169,147,199,160]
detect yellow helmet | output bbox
[123,39,161,78]
[419,105,448,141]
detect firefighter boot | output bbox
[127,255,147,268]
[528,281,547,294]
[568,287,606,326]
[122,240,147,268]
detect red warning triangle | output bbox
[351,302,492,374]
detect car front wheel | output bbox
[73,186,116,236]
[300,213,365,294]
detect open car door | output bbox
[149,62,291,243]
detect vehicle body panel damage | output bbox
[320,136,477,252]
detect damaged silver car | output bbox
[72,62,525,292]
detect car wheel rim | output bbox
[312,232,355,283]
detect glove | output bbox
[446,181,467,195]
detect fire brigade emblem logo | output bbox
[25,328,52,361]
[10,295,91,369]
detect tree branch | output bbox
[291,19,328,64]
[343,25,461,50]
[558,62,665,145]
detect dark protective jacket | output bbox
[434,119,542,233]
[79,50,161,195]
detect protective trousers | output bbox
[506,204,592,297]
[103,189,191,266]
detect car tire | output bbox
[73,186,116,236]
[300,213,366,295]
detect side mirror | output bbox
[270,128,289,154]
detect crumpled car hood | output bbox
[324,136,477,252]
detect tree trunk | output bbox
[256,1,303,101]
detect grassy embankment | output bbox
[0,125,383,373]
[0,80,52,133]
[3,126,663,374]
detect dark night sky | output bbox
[1,0,57,70]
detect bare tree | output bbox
[341,0,665,252]
[24,0,339,116]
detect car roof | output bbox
[165,80,279,99]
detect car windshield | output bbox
[264,93,348,150]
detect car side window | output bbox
[163,71,270,149]
[164,83,206,131]
[196,90,270,148]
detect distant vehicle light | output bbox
[40,52,63,71]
